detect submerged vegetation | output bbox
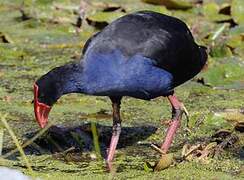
[0,0,243,179]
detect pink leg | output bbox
[106,97,122,171]
[161,94,183,153]
[106,124,121,170]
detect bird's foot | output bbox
[160,119,171,126]
[178,103,192,134]
[161,103,189,127]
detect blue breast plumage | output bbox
[82,50,173,100]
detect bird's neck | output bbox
[49,62,87,97]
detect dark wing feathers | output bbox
[82,11,207,86]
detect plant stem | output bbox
[0,113,33,172]
[3,121,52,159]
[91,122,102,160]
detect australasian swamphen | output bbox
[33,11,207,170]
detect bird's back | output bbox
[83,11,207,87]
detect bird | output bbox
[33,11,207,170]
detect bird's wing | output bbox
[83,11,194,63]
[82,11,207,86]
[82,31,100,55]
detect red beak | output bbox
[34,83,51,128]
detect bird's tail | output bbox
[199,45,208,71]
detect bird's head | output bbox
[33,72,60,128]
[33,63,84,128]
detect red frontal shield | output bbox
[34,83,51,128]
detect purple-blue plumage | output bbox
[82,50,173,99]
[35,11,207,106]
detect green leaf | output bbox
[0,32,13,43]
[142,0,192,10]
[153,153,173,171]
[226,35,243,48]
[143,162,153,172]
[203,2,231,22]
[210,45,232,58]
[200,57,244,87]
[86,11,125,23]
[229,25,244,35]
[231,0,244,25]
[226,25,244,55]
[234,45,244,57]
[125,2,172,15]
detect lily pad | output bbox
[199,57,244,87]
[203,2,231,22]
[229,24,244,35]
[153,153,173,171]
[0,32,13,43]
[86,11,126,24]
[231,0,244,25]
[210,43,232,58]
[215,110,244,123]
[234,45,244,57]
[126,3,172,15]
[142,0,193,10]
[226,34,243,49]
[143,162,154,172]
[219,3,231,15]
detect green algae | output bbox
[0,0,244,179]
